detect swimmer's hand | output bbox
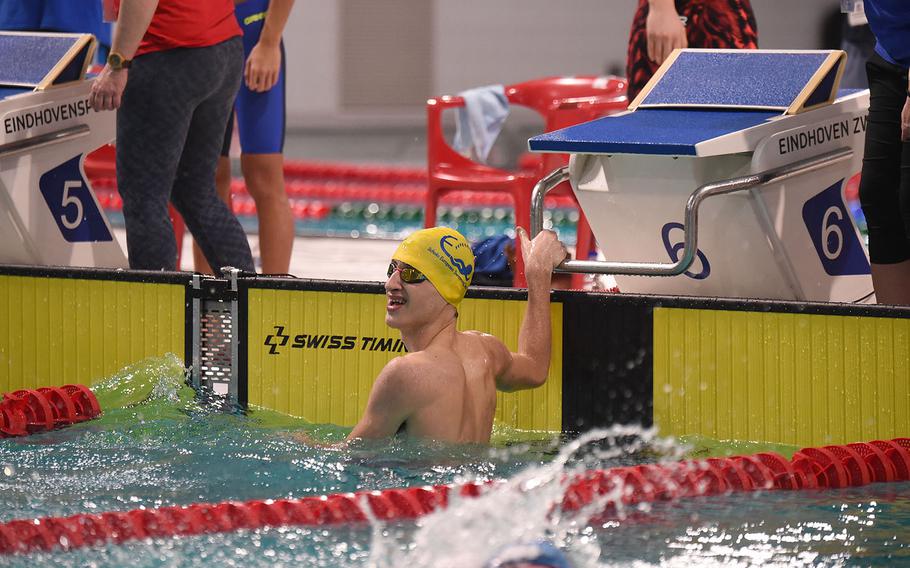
[290,430,315,445]
[645,0,687,65]
[291,430,345,448]
[291,430,331,447]
[517,227,569,284]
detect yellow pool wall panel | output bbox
[653,307,910,447]
[246,289,563,432]
[0,274,185,391]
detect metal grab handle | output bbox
[530,147,854,276]
[0,124,90,160]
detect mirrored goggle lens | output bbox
[387,263,427,284]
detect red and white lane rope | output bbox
[0,386,100,438]
[1,437,907,555]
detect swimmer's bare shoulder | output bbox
[461,330,549,392]
[459,331,520,389]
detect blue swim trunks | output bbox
[221,0,286,155]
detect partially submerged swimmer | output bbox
[340,226,567,444]
[485,540,572,568]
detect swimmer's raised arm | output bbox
[494,228,568,392]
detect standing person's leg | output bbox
[236,43,293,275]
[192,115,236,274]
[240,153,292,274]
[859,54,910,305]
[116,50,196,270]
[169,37,255,273]
[895,127,910,300]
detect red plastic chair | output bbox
[425,76,628,288]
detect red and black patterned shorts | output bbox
[626,0,758,103]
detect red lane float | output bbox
[92,181,579,211]
[282,160,427,184]
[84,148,429,185]
[1,438,908,555]
[90,156,583,209]
[0,385,100,438]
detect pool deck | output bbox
[110,229,399,282]
[188,233,399,282]
[114,125,603,286]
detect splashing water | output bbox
[89,353,200,420]
[367,426,681,568]
[2,356,908,567]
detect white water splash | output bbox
[366,425,682,568]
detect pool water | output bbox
[1,356,908,567]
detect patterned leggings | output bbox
[116,37,255,272]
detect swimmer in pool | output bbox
[485,540,572,568]
[339,226,567,444]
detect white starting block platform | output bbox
[529,49,873,304]
[0,32,125,268]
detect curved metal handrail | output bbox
[0,124,90,160]
[530,147,854,276]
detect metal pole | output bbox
[0,124,90,159]
[530,147,854,276]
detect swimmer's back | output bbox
[400,332,501,443]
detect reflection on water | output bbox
[594,486,910,567]
[0,356,908,567]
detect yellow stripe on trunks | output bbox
[243,11,267,26]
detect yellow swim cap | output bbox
[392,227,474,305]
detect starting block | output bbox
[530,49,872,303]
[0,32,125,268]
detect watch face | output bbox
[108,53,123,68]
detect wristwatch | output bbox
[107,52,132,71]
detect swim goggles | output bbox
[387,261,427,284]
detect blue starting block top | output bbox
[529,49,852,157]
[528,108,779,156]
[632,49,846,115]
[0,32,95,90]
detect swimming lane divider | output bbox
[0,385,100,438]
[0,437,908,555]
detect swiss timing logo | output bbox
[262,325,406,356]
[264,326,290,354]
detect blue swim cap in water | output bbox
[485,540,572,568]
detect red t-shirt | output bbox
[114,0,241,56]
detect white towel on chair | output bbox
[452,84,509,163]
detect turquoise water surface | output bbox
[1,356,908,567]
